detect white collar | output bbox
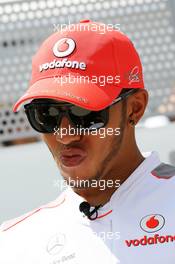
[64,151,161,217]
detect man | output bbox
[0,20,175,264]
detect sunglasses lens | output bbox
[69,106,108,130]
[25,104,60,133]
[70,105,91,117]
[25,103,108,133]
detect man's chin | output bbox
[56,159,102,189]
[60,170,91,183]
[59,166,97,188]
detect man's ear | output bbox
[127,89,149,125]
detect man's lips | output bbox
[59,147,87,167]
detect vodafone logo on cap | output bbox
[39,37,86,72]
[53,38,76,58]
[140,214,165,233]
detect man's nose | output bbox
[55,116,81,144]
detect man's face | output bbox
[42,101,127,188]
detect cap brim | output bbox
[13,78,122,112]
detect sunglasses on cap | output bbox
[24,89,137,134]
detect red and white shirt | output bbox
[0,151,175,264]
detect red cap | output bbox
[13,20,144,112]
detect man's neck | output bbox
[73,150,145,207]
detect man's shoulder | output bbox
[146,161,175,199]
[0,190,66,233]
[151,162,175,180]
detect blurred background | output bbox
[0,0,175,224]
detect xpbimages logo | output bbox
[125,214,175,247]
